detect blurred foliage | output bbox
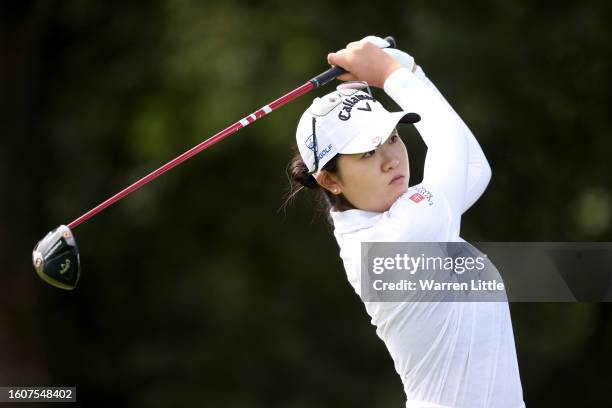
[1,0,612,407]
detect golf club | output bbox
[32,36,398,290]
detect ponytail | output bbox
[282,145,353,223]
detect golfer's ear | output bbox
[315,171,342,194]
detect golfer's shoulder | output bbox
[370,183,454,241]
[389,183,450,215]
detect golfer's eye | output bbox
[388,135,399,144]
[362,150,376,159]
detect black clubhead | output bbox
[32,225,80,290]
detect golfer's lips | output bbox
[389,174,405,185]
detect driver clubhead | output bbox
[32,225,80,290]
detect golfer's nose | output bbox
[381,149,400,172]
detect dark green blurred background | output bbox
[2,0,611,406]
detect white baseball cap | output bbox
[296,84,420,174]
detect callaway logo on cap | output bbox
[295,83,420,174]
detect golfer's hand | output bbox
[327,40,402,88]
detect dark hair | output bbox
[282,145,354,223]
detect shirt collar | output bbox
[330,208,383,234]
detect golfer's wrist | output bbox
[380,61,403,88]
[383,66,415,92]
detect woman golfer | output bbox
[287,37,525,408]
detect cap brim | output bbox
[339,111,421,154]
[399,112,421,124]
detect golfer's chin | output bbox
[378,185,409,212]
[391,180,409,198]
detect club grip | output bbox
[310,35,397,88]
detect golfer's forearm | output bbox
[384,67,468,218]
[413,66,491,212]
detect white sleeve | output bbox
[413,66,492,213]
[383,68,468,222]
[363,183,458,243]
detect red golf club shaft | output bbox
[67,81,315,229]
[66,36,397,230]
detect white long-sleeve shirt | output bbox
[330,68,525,408]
